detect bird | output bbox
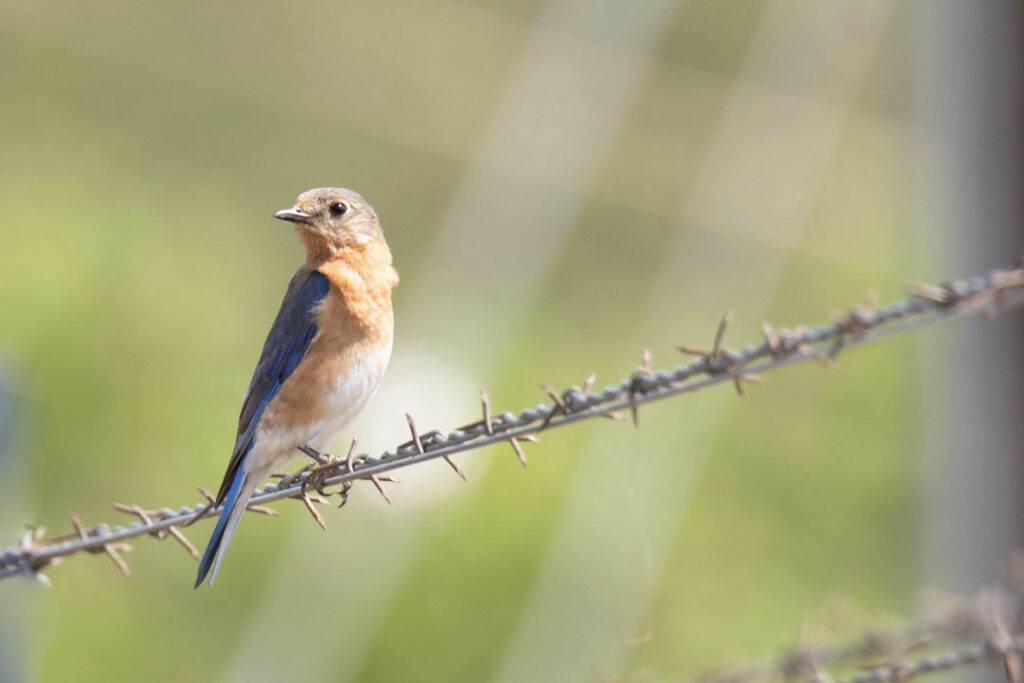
[195,187,398,587]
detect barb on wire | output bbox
[1,259,1022,582]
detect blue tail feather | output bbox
[195,465,246,588]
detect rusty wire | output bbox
[1,259,1023,583]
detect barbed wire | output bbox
[1,258,1022,584]
[692,566,1024,683]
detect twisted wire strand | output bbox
[826,637,1024,683]
[2,260,1022,582]
[694,582,1024,683]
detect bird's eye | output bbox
[329,202,348,217]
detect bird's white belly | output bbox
[250,340,392,471]
[306,340,392,451]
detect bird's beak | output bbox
[274,207,313,224]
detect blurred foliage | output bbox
[0,0,920,681]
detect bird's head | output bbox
[274,187,386,262]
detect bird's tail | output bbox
[195,465,258,588]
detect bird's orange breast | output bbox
[258,242,397,433]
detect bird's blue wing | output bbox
[213,268,330,505]
[196,268,329,586]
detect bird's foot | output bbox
[277,446,334,489]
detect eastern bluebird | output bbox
[195,187,398,587]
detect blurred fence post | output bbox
[0,363,25,683]
[913,0,1024,645]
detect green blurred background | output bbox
[1,1,1021,681]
